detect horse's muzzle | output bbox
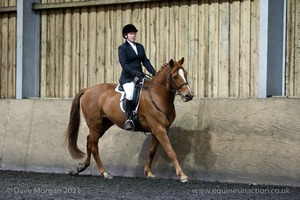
[181,94,193,102]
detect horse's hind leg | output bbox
[89,129,113,179]
[89,118,114,179]
[144,136,159,178]
[76,135,92,173]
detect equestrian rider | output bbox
[118,24,156,131]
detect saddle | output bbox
[115,80,146,132]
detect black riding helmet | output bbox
[122,24,138,38]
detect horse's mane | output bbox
[152,63,169,78]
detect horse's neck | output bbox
[150,66,175,110]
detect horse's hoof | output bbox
[102,172,113,179]
[67,170,78,176]
[145,172,156,179]
[148,174,156,179]
[180,177,189,183]
[77,163,87,173]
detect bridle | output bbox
[168,67,189,95]
[146,65,189,120]
[147,66,189,94]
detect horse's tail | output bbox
[65,89,87,159]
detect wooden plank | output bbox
[114,5,123,83]
[33,0,163,10]
[218,1,229,97]
[1,0,8,98]
[71,0,80,95]
[0,1,2,97]
[40,3,48,98]
[200,0,209,97]
[0,0,3,97]
[47,0,56,97]
[7,0,16,98]
[285,0,295,96]
[143,3,151,67]
[96,6,105,84]
[169,1,179,60]
[123,3,131,24]
[149,2,159,68]
[158,1,169,66]
[250,0,259,97]
[179,1,188,70]
[0,6,17,13]
[104,5,113,83]
[88,6,97,86]
[139,2,148,63]
[55,9,64,97]
[208,1,219,97]
[63,0,72,97]
[240,0,251,97]
[189,0,199,97]
[80,7,88,88]
[229,0,240,97]
[295,0,300,96]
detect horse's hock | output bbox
[0,98,300,187]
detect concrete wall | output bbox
[0,98,300,187]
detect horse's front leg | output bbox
[154,128,189,183]
[144,136,159,178]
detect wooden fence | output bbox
[0,0,300,98]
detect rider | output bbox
[118,24,156,131]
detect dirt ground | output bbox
[0,170,299,200]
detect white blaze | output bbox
[178,69,193,93]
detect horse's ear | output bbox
[169,59,174,68]
[178,57,184,65]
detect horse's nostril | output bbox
[185,95,193,100]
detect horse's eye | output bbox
[173,76,178,79]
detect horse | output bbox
[65,57,194,182]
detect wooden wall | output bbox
[286,0,300,97]
[39,0,260,98]
[0,0,16,99]
[1,0,300,98]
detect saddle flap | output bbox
[115,83,143,114]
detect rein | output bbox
[145,65,188,120]
[147,66,189,94]
[147,83,175,120]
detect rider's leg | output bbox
[123,82,135,131]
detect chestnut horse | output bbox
[65,58,193,182]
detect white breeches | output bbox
[123,82,135,100]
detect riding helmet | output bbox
[122,24,138,38]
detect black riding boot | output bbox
[124,99,134,131]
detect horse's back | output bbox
[83,83,117,97]
[91,83,117,91]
